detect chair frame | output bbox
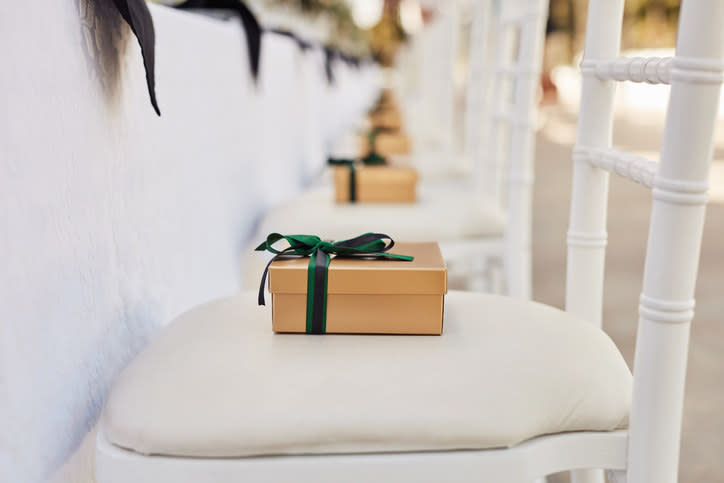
[443,0,548,299]
[95,429,628,483]
[96,0,724,481]
[565,1,724,481]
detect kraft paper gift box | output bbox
[368,107,403,131]
[377,89,396,106]
[333,163,418,203]
[265,240,447,335]
[359,131,411,156]
[373,89,397,112]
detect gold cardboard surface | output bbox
[333,164,417,203]
[269,242,447,334]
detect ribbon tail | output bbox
[257,244,308,305]
[257,255,278,306]
[112,0,160,115]
[236,1,262,82]
[175,0,261,82]
[324,47,335,84]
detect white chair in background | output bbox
[242,0,548,298]
[398,0,460,168]
[462,0,493,178]
[95,1,723,482]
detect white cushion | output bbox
[102,291,631,458]
[256,188,506,243]
[241,188,505,285]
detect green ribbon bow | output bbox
[256,233,414,334]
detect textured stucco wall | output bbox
[0,2,379,481]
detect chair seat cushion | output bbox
[256,189,506,243]
[102,291,631,458]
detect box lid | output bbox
[333,164,418,185]
[269,241,447,295]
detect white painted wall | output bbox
[0,2,380,482]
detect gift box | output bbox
[368,107,403,131]
[359,131,411,156]
[262,237,447,335]
[373,89,397,112]
[376,89,396,108]
[333,163,418,203]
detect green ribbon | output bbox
[256,233,414,334]
[364,128,387,165]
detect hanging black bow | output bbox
[321,48,363,83]
[175,0,262,82]
[267,29,348,85]
[111,0,160,115]
[268,29,313,52]
[323,47,337,84]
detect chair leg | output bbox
[570,469,605,483]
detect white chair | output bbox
[564,0,724,480]
[94,0,724,481]
[242,0,548,299]
[397,0,459,167]
[462,0,493,180]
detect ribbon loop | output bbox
[255,233,413,333]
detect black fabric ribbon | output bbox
[111,0,160,115]
[255,233,413,334]
[271,33,367,83]
[175,0,262,81]
[171,2,370,86]
[268,31,365,83]
[340,52,360,69]
[323,47,336,84]
[328,158,357,202]
[268,29,313,52]
[110,1,376,111]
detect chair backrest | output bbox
[397,0,460,172]
[467,0,548,298]
[463,0,492,178]
[567,1,724,479]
